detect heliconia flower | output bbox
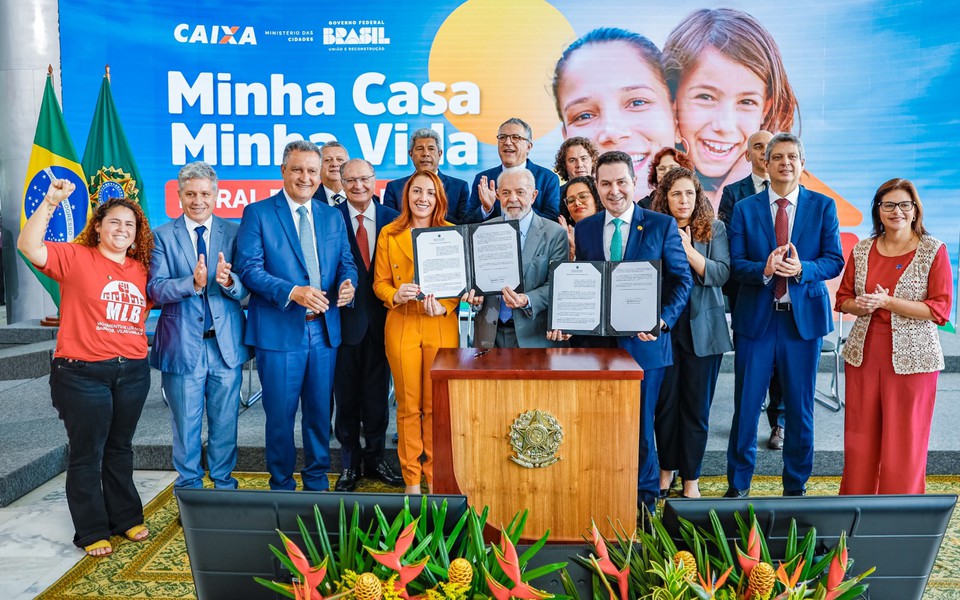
[484,535,552,600]
[825,533,849,599]
[279,532,328,600]
[775,559,805,590]
[366,519,429,599]
[697,563,733,595]
[590,524,630,599]
[735,523,761,577]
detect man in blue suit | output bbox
[572,150,693,514]
[383,128,469,224]
[464,117,560,223]
[148,162,251,489]
[718,130,786,452]
[333,158,403,491]
[725,133,844,498]
[236,140,358,491]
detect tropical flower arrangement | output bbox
[256,499,873,600]
[566,506,874,600]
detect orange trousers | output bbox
[840,322,939,495]
[384,305,459,486]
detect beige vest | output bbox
[841,235,944,374]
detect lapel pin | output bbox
[637,225,643,231]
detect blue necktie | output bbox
[195,225,213,332]
[297,205,321,288]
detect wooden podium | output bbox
[431,348,642,542]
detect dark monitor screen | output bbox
[661,494,956,600]
[176,489,469,600]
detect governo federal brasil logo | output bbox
[174,24,257,45]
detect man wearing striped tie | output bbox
[236,140,357,492]
[569,150,692,516]
[332,159,403,491]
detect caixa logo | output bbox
[174,24,257,45]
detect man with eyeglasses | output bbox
[470,168,568,349]
[331,159,404,491]
[464,117,560,223]
[236,140,357,492]
[382,128,469,223]
[717,130,786,452]
[313,141,350,207]
[725,132,844,499]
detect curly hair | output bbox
[75,198,154,270]
[651,167,714,242]
[393,170,450,230]
[647,147,695,189]
[553,137,599,182]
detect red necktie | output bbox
[774,198,789,300]
[356,214,371,270]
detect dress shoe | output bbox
[723,487,750,498]
[367,459,404,487]
[783,489,806,497]
[334,468,360,492]
[659,471,678,499]
[767,426,785,450]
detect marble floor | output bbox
[0,470,177,600]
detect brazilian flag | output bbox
[82,71,148,221]
[20,73,90,307]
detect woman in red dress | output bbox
[836,178,952,494]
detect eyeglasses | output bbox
[343,175,375,185]
[878,201,915,213]
[564,192,593,206]
[496,133,529,144]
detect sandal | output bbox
[84,539,113,557]
[124,525,149,542]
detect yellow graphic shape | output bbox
[429,0,574,145]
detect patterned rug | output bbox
[36,474,960,599]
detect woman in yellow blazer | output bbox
[373,170,460,494]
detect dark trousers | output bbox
[257,319,335,491]
[334,333,390,471]
[766,369,785,429]
[638,367,665,511]
[656,348,723,481]
[49,356,151,548]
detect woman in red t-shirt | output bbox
[18,178,155,557]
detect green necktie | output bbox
[610,217,624,262]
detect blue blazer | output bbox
[336,201,399,345]
[464,160,560,223]
[717,174,756,225]
[148,215,252,373]
[382,171,469,224]
[728,186,844,341]
[574,208,693,370]
[236,192,358,351]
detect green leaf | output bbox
[315,505,338,581]
[518,529,551,566]
[522,561,568,581]
[253,576,297,598]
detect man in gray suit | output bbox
[472,169,568,349]
[148,162,251,489]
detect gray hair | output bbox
[499,117,533,141]
[282,140,322,165]
[177,161,218,191]
[408,128,442,152]
[339,158,376,178]
[321,140,347,156]
[497,168,536,190]
[766,132,805,163]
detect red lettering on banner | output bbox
[164,179,392,219]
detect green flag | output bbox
[20,72,91,308]
[81,73,148,220]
